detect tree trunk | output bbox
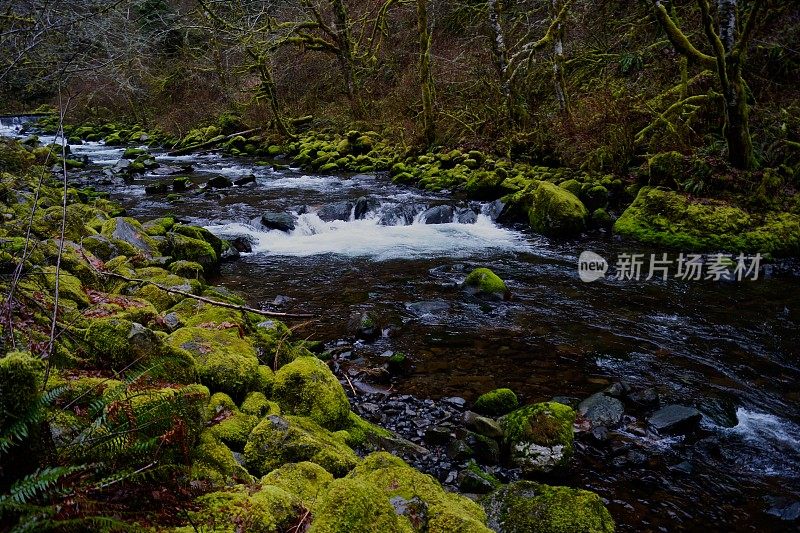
[718,0,737,54]
[550,0,569,115]
[723,61,755,170]
[256,60,294,139]
[330,0,360,117]
[416,0,436,146]
[487,0,516,123]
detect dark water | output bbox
[4,119,800,531]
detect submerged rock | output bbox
[421,205,454,224]
[354,196,381,219]
[261,211,296,232]
[464,267,508,299]
[317,201,353,222]
[482,480,615,533]
[648,404,701,435]
[577,393,625,429]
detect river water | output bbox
[3,118,800,531]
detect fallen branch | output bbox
[102,271,313,319]
[167,128,263,157]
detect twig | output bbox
[101,271,313,319]
[166,128,262,157]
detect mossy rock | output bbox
[464,268,507,298]
[591,208,612,228]
[272,356,350,430]
[142,217,176,236]
[191,430,255,485]
[348,452,492,533]
[241,391,280,418]
[308,478,410,533]
[0,352,44,430]
[171,224,223,257]
[474,388,519,416]
[341,411,393,449]
[243,415,360,477]
[131,268,203,311]
[465,171,506,200]
[500,402,576,474]
[614,187,800,255]
[261,461,333,510]
[169,260,204,279]
[164,232,219,272]
[166,327,261,400]
[210,409,259,451]
[181,484,300,532]
[37,266,89,307]
[101,217,159,258]
[648,151,685,187]
[166,297,244,328]
[482,480,615,533]
[527,182,588,237]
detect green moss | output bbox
[38,266,89,307]
[84,318,135,368]
[166,327,261,400]
[243,415,360,477]
[473,388,519,416]
[164,232,218,272]
[309,478,409,533]
[649,151,685,187]
[100,217,159,257]
[482,481,615,533]
[255,365,275,396]
[126,384,209,447]
[191,430,255,485]
[171,223,223,256]
[241,392,279,418]
[210,410,259,450]
[166,298,244,328]
[272,356,350,430]
[348,452,491,532]
[169,260,204,279]
[132,268,202,311]
[591,208,612,227]
[342,412,393,449]
[558,179,582,197]
[184,484,300,532]
[465,171,506,200]
[261,461,333,509]
[614,187,800,255]
[0,352,44,430]
[528,181,588,237]
[141,217,176,237]
[500,402,576,474]
[464,268,507,296]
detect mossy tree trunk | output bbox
[330,0,361,118]
[651,0,764,170]
[416,0,436,146]
[250,51,295,140]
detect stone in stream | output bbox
[354,196,380,219]
[500,402,575,474]
[205,176,232,189]
[421,205,454,224]
[260,211,296,232]
[317,201,353,222]
[144,183,169,195]
[648,404,701,435]
[172,177,192,191]
[455,207,478,224]
[458,469,497,494]
[234,174,256,186]
[228,235,255,253]
[577,392,625,429]
[424,425,453,445]
[629,387,660,407]
[405,300,450,318]
[483,199,505,221]
[150,165,186,176]
[463,411,504,439]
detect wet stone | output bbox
[648,404,702,435]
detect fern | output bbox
[0,465,84,506]
[0,385,67,455]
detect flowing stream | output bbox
[3,117,800,531]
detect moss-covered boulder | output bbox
[37,266,89,307]
[614,187,800,256]
[243,415,359,477]
[165,327,261,400]
[482,481,615,533]
[0,352,44,430]
[473,388,519,416]
[500,402,576,474]
[191,430,254,485]
[261,462,333,510]
[464,268,508,298]
[101,217,159,258]
[349,452,493,532]
[309,478,409,533]
[272,356,350,430]
[527,182,588,237]
[163,232,219,272]
[466,171,506,200]
[181,484,301,532]
[241,392,280,418]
